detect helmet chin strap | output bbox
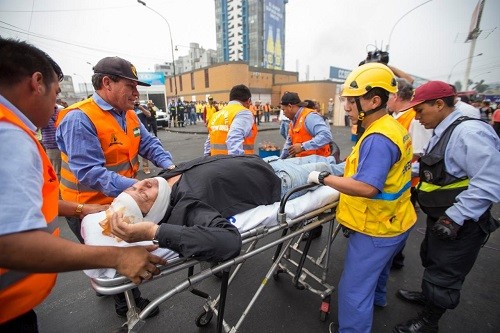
[354,96,386,139]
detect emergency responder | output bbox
[168,98,177,127]
[204,96,219,125]
[203,84,257,156]
[0,37,164,332]
[56,56,175,318]
[280,91,333,159]
[308,63,417,333]
[394,81,500,333]
[387,78,432,269]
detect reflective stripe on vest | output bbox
[289,108,331,157]
[336,115,416,237]
[416,116,478,217]
[208,103,257,155]
[0,104,59,324]
[0,217,60,291]
[56,98,140,205]
[418,178,470,192]
[373,180,412,200]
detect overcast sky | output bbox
[1,0,499,90]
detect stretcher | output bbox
[87,184,341,332]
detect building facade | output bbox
[215,0,287,69]
[165,61,341,125]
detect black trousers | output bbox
[0,309,38,333]
[420,215,487,309]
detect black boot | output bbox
[393,304,445,333]
[391,249,405,269]
[397,289,426,306]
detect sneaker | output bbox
[116,297,159,318]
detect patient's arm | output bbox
[109,210,157,243]
[158,199,242,262]
[109,200,242,263]
[58,200,109,218]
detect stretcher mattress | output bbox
[81,186,340,279]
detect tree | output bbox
[472,80,489,93]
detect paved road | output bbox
[37,123,499,333]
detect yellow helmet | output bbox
[341,63,398,97]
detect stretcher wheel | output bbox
[195,310,213,327]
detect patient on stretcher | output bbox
[82,155,341,278]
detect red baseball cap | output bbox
[405,81,455,110]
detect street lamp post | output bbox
[137,0,177,102]
[73,73,88,97]
[447,53,483,85]
[386,0,432,52]
[468,71,491,90]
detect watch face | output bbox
[319,171,331,184]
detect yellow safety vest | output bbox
[0,104,59,324]
[337,114,416,237]
[56,98,140,204]
[205,104,218,123]
[208,103,258,155]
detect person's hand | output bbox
[79,204,109,219]
[431,215,461,240]
[109,210,157,243]
[115,245,166,284]
[308,171,321,184]
[287,143,304,157]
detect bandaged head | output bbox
[144,177,171,222]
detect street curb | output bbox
[163,126,279,135]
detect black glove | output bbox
[432,215,461,240]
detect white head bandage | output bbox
[144,177,171,222]
[110,192,143,224]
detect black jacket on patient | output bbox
[157,155,281,262]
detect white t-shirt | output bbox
[455,100,480,119]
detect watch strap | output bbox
[318,171,331,185]
[152,225,161,245]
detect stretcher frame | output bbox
[90,184,341,333]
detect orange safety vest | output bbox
[395,108,415,132]
[0,105,59,324]
[249,104,257,116]
[208,103,258,155]
[289,108,331,157]
[395,108,420,187]
[56,98,140,205]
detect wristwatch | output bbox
[75,203,84,214]
[152,225,161,245]
[318,171,331,185]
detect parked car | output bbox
[156,109,169,128]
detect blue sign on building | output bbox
[329,66,352,81]
[138,72,165,85]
